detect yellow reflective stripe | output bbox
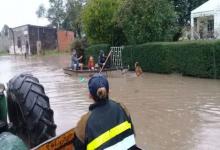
[87,121,131,150]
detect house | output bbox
[191,0,220,40]
[9,25,57,55]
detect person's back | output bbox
[73,74,139,150]
[86,99,135,150]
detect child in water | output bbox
[135,62,143,77]
[87,56,95,70]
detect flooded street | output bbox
[1,55,220,150]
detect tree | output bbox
[47,0,66,28]
[36,4,46,18]
[37,0,86,37]
[63,0,84,38]
[170,0,208,40]
[115,0,177,44]
[81,0,124,44]
[1,25,9,37]
[36,0,65,28]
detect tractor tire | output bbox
[7,73,56,148]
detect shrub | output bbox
[122,40,220,79]
[85,44,110,64]
[71,39,89,63]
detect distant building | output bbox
[9,25,57,55]
[191,0,220,40]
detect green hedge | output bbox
[85,41,220,79]
[85,44,110,63]
[122,40,220,79]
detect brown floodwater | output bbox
[0,54,220,150]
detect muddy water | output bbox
[1,55,220,150]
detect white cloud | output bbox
[0,0,50,30]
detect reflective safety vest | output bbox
[87,121,135,150]
[85,100,136,150]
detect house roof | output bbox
[12,24,56,30]
[191,0,220,14]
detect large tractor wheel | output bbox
[7,73,56,148]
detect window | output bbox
[208,19,214,32]
[194,18,197,31]
[17,37,21,48]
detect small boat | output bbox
[63,67,119,77]
[33,127,141,150]
[32,128,75,150]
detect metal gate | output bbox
[111,46,123,69]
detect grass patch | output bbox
[0,51,8,56]
[44,49,61,56]
[34,49,70,57]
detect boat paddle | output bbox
[99,50,113,74]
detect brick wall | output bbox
[57,30,75,52]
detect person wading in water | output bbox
[73,74,140,150]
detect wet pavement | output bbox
[0,54,220,150]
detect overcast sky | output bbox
[0,0,50,30]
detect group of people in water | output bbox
[71,49,108,71]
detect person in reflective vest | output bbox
[73,74,139,150]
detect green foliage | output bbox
[36,0,65,28]
[85,44,110,63]
[122,40,220,79]
[81,0,123,44]
[170,0,208,40]
[71,39,84,51]
[47,0,66,27]
[115,0,177,44]
[63,0,84,38]
[37,0,86,36]
[71,39,85,63]
[0,51,8,56]
[36,4,46,18]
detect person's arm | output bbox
[119,103,136,134]
[78,55,83,61]
[73,136,86,150]
[73,112,91,150]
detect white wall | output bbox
[214,12,220,39]
[9,45,27,54]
